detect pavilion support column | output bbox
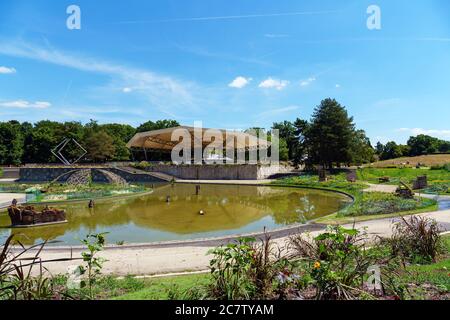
[143,147,148,161]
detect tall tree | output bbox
[306,99,355,168]
[0,121,24,165]
[350,130,375,165]
[84,131,116,162]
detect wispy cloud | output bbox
[373,98,403,108]
[172,43,273,66]
[118,10,342,24]
[300,77,316,87]
[0,66,16,74]
[228,76,252,89]
[259,77,289,90]
[0,100,51,109]
[0,39,197,115]
[256,105,300,119]
[397,128,450,139]
[264,34,289,38]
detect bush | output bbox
[133,161,153,170]
[430,163,450,171]
[289,226,376,300]
[206,234,297,300]
[384,216,445,264]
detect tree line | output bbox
[375,135,450,161]
[0,119,179,165]
[0,98,448,166]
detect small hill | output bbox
[369,154,450,168]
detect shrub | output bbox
[383,216,444,264]
[206,234,292,300]
[289,226,376,300]
[133,161,153,170]
[207,237,257,300]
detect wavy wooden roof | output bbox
[126,126,270,151]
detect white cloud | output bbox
[397,128,450,139]
[300,77,316,87]
[258,77,289,90]
[0,40,197,115]
[123,87,133,93]
[0,100,51,109]
[0,66,16,74]
[335,84,341,88]
[228,76,252,89]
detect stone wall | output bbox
[19,164,283,182]
[19,167,164,183]
[145,164,281,180]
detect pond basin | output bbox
[0,184,351,246]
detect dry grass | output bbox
[369,154,450,168]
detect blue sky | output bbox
[0,0,449,144]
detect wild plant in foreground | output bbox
[289,226,376,300]
[0,235,75,300]
[384,215,444,264]
[78,233,108,299]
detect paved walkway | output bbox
[0,193,26,209]
[19,208,450,277]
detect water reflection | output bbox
[0,184,350,245]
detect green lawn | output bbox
[357,167,450,192]
[401,235,450,296]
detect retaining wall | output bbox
[145,164,281,180]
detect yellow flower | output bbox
[313,262,321,269]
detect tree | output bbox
[438,140,450,153]
[84,131,116,162]
[272,121,297,159]
[0,121,24,165]
[407,134,440,156]
[380,141,404,160]
[375,142,384,155]
[305,99,356,168]
[136,119,180,133]
[100,123,136,161]
[350,130,375,165]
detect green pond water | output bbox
[0,184,351,246]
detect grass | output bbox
[88,273,210,300]
[369,154,450,168]
[357,167,450,185]
[340,192,437,216]
[401,235,450,295]
[316,202,439,225]
[272,172,368,194]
